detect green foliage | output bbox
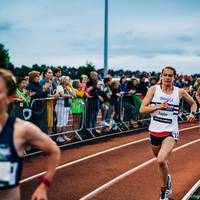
[32,64,44,72]
[68,67,77,79]
[0,44,10,69]
[77,62,95,78]
[61,66,69,76]
[13,65,31,77]
[7,63,15,73]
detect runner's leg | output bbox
[157,137,175,187]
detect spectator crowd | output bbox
[8,67,200,144]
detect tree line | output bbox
[1,43,199,79]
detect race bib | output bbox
[0,162,11,182]
[0,144,12,185]
[153,110,173,124]
[172,131,179,140]
[157,110,173,118]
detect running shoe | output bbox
[100,121,110,127]
[63,135,72,142]
[160,187,169,200]
[56,136,65,143]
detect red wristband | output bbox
[38,176,51,187]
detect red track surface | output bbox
[20,122,200,200]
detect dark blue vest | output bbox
[0,117,23,189]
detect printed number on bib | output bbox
[153,110,173,124]
[172,132,179,139]
[0,162,11,182]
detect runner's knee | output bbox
[157,156,167,166]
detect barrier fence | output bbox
[8,94,200,156]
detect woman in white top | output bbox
[140,66,197,200]
[55,76,74,142]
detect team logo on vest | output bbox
[158,111,168,117]
[160,96,173,102]
[0,144,11,161]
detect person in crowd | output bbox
[125,78,141,128]
[138,75,148,99]
[25,71,49,132]
[123,78,137,126]
[110,80,122,128]
[195,87,200,114]
[118,75,128,128]
[101,75,112,127]
[64,76,76,97]
[140,66,197,200]
[52,67,62,94]
[24,75,29,83]
[183,74,192,88]
[55,76,73,143]
[63,76,77,139]
[174,74,185,88]
[0,69,61,200]
[181,80,194,113]
[40,68,54,134]
[193,77,200,91]
[195,87,200,119]
[10,78,33,120]
[71,79,85,136]
[16,78,31,107]
[131,77,143,120]
[132,78,140,93]
[119,75,127,94]
[26,71,49,100]
[80,74,90,97]
[126,77,139,95]
[40,68,54,96]
[149,76,158,87]
[86,71,103,134]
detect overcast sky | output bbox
[0,0,200,74]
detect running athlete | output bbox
[0,69,61,200]
[140,66,197,200]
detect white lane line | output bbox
[182,179,200,200]
[20,138,148,184]
[80,138,200,200]
[20,125,200,184]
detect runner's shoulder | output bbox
[178,88,186,98]
[15,118,40,134]
[147,85,157,95]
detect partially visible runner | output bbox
[140,66,197,200]
[0,68,61,200]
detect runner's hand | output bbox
[157,101,169,110]
[31,184,48,200]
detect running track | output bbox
[20,122,200,200]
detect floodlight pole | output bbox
[104,0,108,77]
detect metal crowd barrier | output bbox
[8,93,200,157]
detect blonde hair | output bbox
[28,71,40,82]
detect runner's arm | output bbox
[24,122,61,182]
[23,122,60,200]
[180,89,197,122]
[180,89,197,113]
[140,86,168,113]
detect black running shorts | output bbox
[149,134,177,146]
